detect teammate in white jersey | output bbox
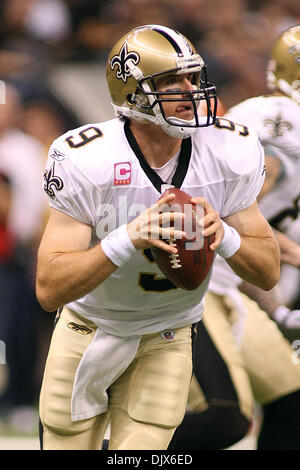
[170,25,300,450]
[222,23,300,339]
[36,25,279,450]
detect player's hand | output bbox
[190,197,224,251]
[127,193,186,254]
[272,305,300,342]
[280,249,300,268]
[272,305,300,330]
[273,229,300,267]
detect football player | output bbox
[222,23,300,341]
[36,25,279,450]
[170,24,300,450]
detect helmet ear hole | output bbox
[127,94,133,104]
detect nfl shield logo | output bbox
[161,330,175,341]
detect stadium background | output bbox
[0,0,299,450]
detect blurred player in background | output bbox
[227,24,300,338]
[170,24,300,451]
[36,25,279,450]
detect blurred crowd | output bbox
[0,0,299,435]
[1,0,300,108]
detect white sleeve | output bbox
[222,139,265,217]
[43,143,101,227]
[264,143,293,179]
[225,106,257,130]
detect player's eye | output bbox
[164,76,178,87]
[156,76,178,89]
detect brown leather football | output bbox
[151,187,215,290]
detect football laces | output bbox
[168,237,182,269]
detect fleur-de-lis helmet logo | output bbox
[110,42,140,83]
[43,162,64,199]
[289,44,300,64]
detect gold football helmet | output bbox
[106,25,217,138]
[267,24,300,103]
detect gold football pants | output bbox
[39,307,193,450]
[188,291,300,420]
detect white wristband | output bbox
[274,307,300,330]
[215,221,241,259]
[272,305,290,326]
[101,224,137,267]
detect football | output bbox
[151,187,215,290]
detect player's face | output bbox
[155,73,197,121]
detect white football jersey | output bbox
[43,117,264,336]
[211,95,300,295]
[225,95,300,177]
[226,95,300,231]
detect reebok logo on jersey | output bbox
[114,162,131,185]
[49,148,65,162]
[67,322,93,335]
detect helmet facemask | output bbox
[127,65,217,138]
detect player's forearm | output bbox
[273,229,300,267]
[36,244,117,312]
[239,280,283,315]
[226,235,280,290]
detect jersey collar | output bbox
[124,120,192,193]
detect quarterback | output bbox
[36,25,279,450]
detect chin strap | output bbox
[114,104,215,139]
[277,78,300,104]
[113,104,197,138]
[267,71,300,104]
[153,114,198,138]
